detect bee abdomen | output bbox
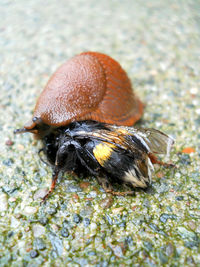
[122,166,151,188]
[122,156,153,188]
[93,140,153,189]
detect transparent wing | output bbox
[134,128,174,155]
[107,125,174,155]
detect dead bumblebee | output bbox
[15,120,174,201]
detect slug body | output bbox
[22,52,143,137]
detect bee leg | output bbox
[148,153,175,168]
[97,177,134,196]
[41,169,60,203]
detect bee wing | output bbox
[132,128,174,155]
[74,125,174,156]
[106,125,174,155]
[72,128,132,152]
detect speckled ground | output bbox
[0,0,200,266]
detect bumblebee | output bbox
[36,120,174,201]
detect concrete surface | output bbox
[0,0,199,266]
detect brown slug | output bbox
[16,51,143,137]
